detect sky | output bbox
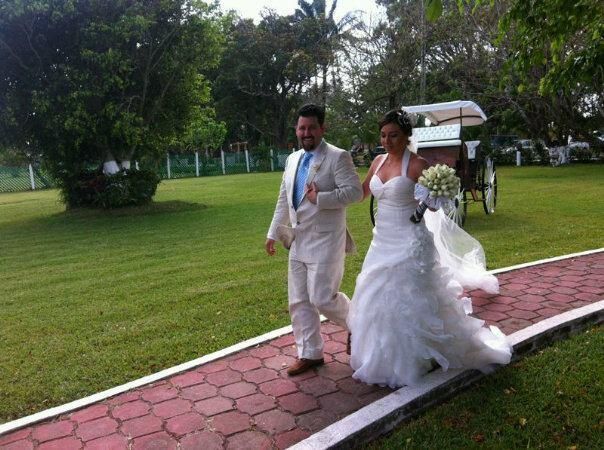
[218,0,384,24]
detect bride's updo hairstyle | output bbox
[379,109,413,137]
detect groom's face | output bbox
[296,116,325,151]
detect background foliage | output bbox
[1,0,602,204]
[1,0,602,165]
[0,0,224,206]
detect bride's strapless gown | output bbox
[348,150,511,388]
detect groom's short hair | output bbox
[297,104,325,126]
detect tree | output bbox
[502,0,603,120]
[212,13,314,148]
[367,0,427,109]
[183,107,227,156]
[314,1,428,150]
[430,0,604,119]
[0,0,224,207]
[343,0,594,147]
[294,0,358,104]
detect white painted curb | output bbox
[488,248,602,275]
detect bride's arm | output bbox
[360,155,384,201]
[409,155,438,211]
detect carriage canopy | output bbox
[402,100,487,126]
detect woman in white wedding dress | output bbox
[348,110,511,388]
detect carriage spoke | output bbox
[447,187,467,227]
[482,157,497,214]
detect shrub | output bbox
[569,146,594,162]
[534,141,549,165]
[521,146,535,165]
[61,169,160,208]
[491,148,516,166]
[125,169,161,204]
[250,144,272,172]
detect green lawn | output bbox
[0,164,602,422]
[373,326,603,450]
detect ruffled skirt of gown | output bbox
[348,204,511,388]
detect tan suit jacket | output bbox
[267,140,362,263]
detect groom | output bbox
[266,103,362,376]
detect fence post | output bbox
[135,161,139,170]
[28,164,36,190]
[270,149,274,172]
[167,153,171,179]
[516,151,521,166]
[195,151,199,177]
[245,149,250,173]
[221,149,226,175]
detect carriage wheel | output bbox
[447,187,467,227]
[481,157,497,214]
[370,195,377,226]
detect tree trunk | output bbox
[103,161,120,175]
[275,115,288,149]
[322,64,328,105]
[103,151,120,175]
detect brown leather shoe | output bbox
[286,358,324,376]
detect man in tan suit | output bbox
[266,104,362,375]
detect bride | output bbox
[347,109,511,388]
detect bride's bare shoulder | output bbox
[408,153,429,180]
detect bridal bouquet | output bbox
[410,164,460,223]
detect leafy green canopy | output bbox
[212,2,358,149]
[502,0,603,97]
[0,0,224,185]
[213,14,315,148]
[430,0,603,101]
[366,0,601,144]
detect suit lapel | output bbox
[287,151,304,206]
[290,141,327,208]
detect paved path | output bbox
[1,252,602,450]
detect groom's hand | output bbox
[265,238,276,256]
[306,182,318,204]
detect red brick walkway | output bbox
[1,252,602,450]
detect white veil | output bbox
[407,134,418,154]
[423,209,499,294]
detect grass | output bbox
[372,326,604,449]
[459,164,603,268]
[0,164,602,422]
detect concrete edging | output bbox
[290,300,604,450]
[488,248,602,275]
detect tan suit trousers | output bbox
[288,258,350,359]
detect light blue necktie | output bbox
[293,152,313,210]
